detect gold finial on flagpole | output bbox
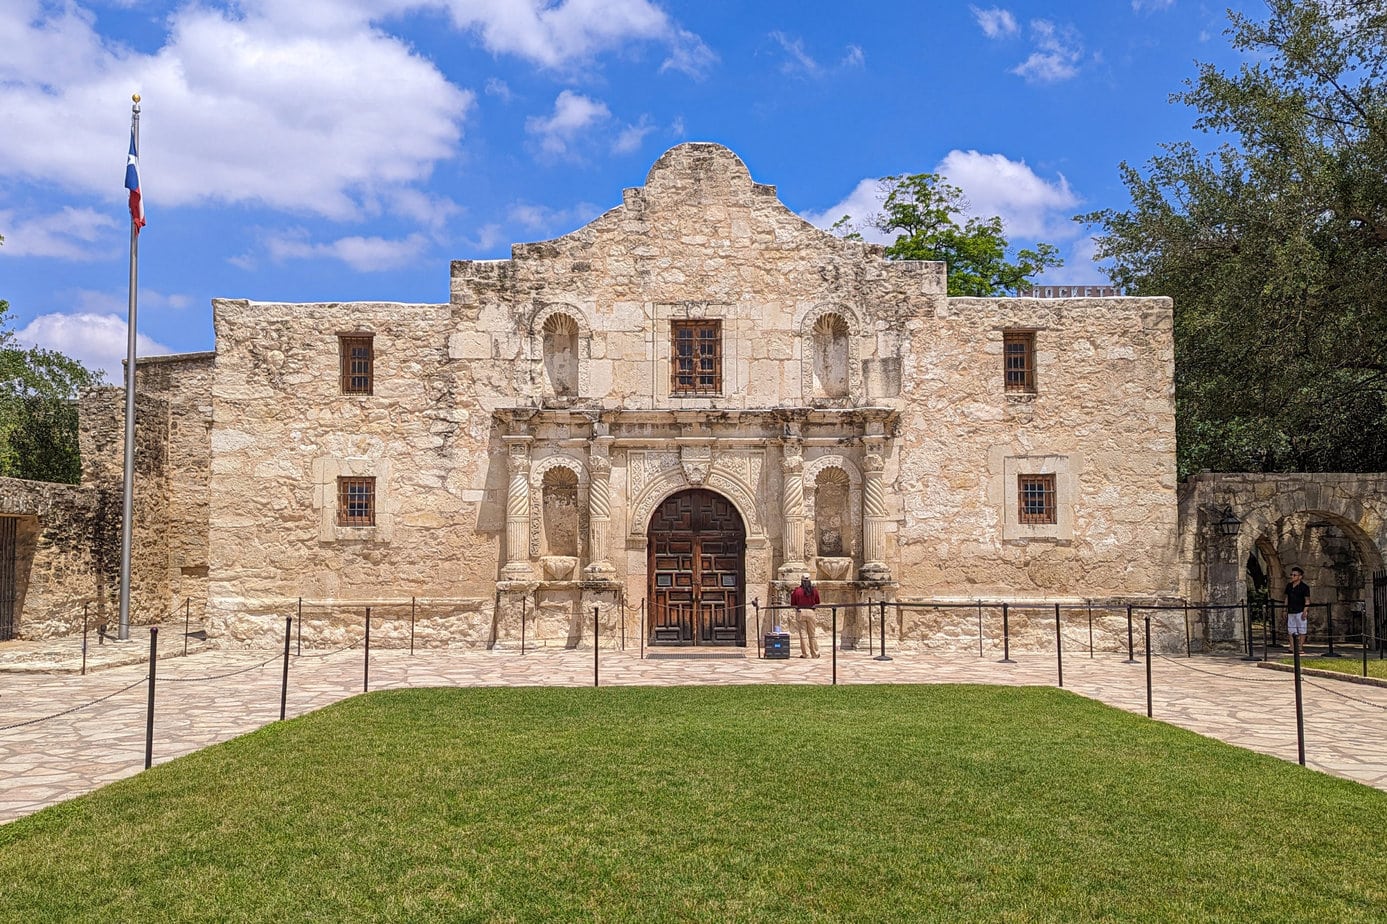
[132,93,141,103]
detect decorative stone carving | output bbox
[817,557,853,581]
[541,555,578,581]
[681,445,712,486]
[778,438,807,580]
[860,439,891,582]
[627,448,767,539]
[501,437,534,577]
[585,435,616,577]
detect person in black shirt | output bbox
[1285,567,1310,652]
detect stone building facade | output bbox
[4,143,1205,650]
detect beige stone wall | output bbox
[0,478,100,638]
[201,143,1183,649]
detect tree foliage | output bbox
[1084,0,1387,477]
[0,297,103,484]
[835,173,1062,296]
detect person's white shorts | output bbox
[1287,612,1308,636]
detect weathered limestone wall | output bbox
[894,296,1181,606]
[0,478,100,638]
[1180,473,1387,645]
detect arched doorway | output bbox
[647,489,745,646]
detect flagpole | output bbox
[118,94,141,642]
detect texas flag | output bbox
[125,127,145,232]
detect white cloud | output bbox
[261,229,432,271]
[612,117,656,155]
[934,150,1079,239]
[802,151,1080,246]
[484,77,513,102]
[507,200,602,237]
[0,1,473,223]
[800,178,895,245]
[16,312,172,382]
[1034,235,1111,286]
[525,90,611,157]
[769,32,865,78]
[1131,0,1175,11]
[0,207,120,259]
[1011,19,1084,83]
[971,6,1019,39]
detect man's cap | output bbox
[801,572,810,580]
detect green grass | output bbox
[1,685,1385,923]
[1295,655,1387,680]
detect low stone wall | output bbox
[204,598,498,650]
[0,477,102,638]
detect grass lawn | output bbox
[1,685,1384,923]
[1294,655,1387,681]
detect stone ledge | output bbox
[1256,660,1387,689]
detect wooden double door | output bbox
[648,490,745,646]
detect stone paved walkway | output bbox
[3,639,1386,825]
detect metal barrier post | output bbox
[1364,627,1370,678]
[1055,603,1063,688]
[593,606,599,688]
[363,607,371,692]
[183,597,190,657]
[1144,617,1152,718]
[642,599,648,660]
[1087,600,1094,659]
[1183,601,1191,658]
[1124,605,1137,664]
[1293,636,1306,766]
[1262,604,1270,661]
[82,603,89,676]
[520,595,527,655]
[977,601,984,658]
[280,617,291,721]
[1242,603,1259,661]
[875,599,892,662]
[410,597,416,657]
[144,627,158,770]
[831,606,838,686]
[1325,604,1341,657]
[296,597,302,656]
[753,598,760,658]
[1000,603,1014,664]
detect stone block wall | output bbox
[0,477,100,637]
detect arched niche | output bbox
[803,455,863,561]
[529,455,588,560]
[798,304,864,403]
[528,304,592,403]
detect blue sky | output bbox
[0,0,1257,380]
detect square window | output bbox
[1017,474,1056,525]
[671,320,722,395]
[337,476,376,526]
[1003,330,1036,392]
[340,334,374,395]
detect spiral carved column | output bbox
[778,439,807,581]
[860,442,892,582]
[501,437,534,578]
[585,436,616,577]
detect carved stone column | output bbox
[501,436,534,578]
[860,439,892,582]
[584,435,616,577]
[778,438,807,581]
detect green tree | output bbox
[1084,0,1387,477]
[834,173,1063,296]
[0,298,103,484]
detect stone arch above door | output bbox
[627,451,766,542]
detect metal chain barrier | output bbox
[0,676,148,731]
[158,654,280,684]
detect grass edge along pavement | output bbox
[1,684,1384,923]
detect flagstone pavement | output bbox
[3,630,1386,825]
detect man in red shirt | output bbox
[790,573,821,658]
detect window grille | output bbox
[1003,331,1036,392]
[1018,474,1057,525]
[671,320,722,395]
[337,477,376,527]
[340,335,374,395]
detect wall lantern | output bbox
[1215,505,1242,537]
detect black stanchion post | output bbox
[868,601,874,657]
[144,627,158,770]
[1271,601,1279,648]
[1000,603,1014,664]
[280,616,291,721]
[1325,604,1341,657]
[1087,600,1094,659]
[831,606,838,686]
[1241,602,1259,661]
[1293,636,1306,766]
[363,607,371,693]
[410,596,416,657]
[593,606,599,688]
[183,596,190,657]
[1124,605,1137,664]
[1144,616,1153,718]
[1183,600,1191,658]
[753,598,760,659]
[977,601,983,658]
[875,599,892,662]
[642,598,647,661]
[1262,603,1270,661]
[1055,603,1063,688]
[81,603,89,677]
[1363,625,1369,678]
[296,597,302,656]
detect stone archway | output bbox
[646,489,746,647]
